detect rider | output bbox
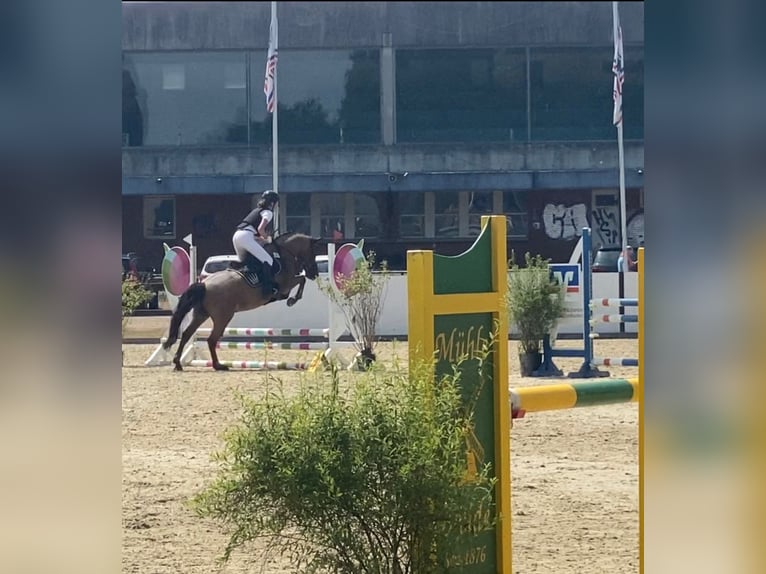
[232,190,280,295]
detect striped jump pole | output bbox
[591,357,639,367]
[510,378,638,419]
[589,314,638,324]
[591,298,638,307]
[205,341,329,351]
[195,327,330,338]
[188,360,311,370]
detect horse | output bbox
[162,233,322,371]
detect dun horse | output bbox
[163,233,322,371]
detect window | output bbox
[123,52,248,146]
[354,194,381,239]
[318,193,346,240]
[250,50,381,145]
[143,196,175,239]
[621,47,644,140]
[399,192,425,238]
[502,191,529,239]
[467,191,493,237]
[396,48,527,143]
[284,193,311,235]
[529,47,642,141]
[162,64,185,90]
[434,192,461,237]
[224,63,246,89]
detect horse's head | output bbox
[275,234,322,279]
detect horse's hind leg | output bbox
[172,310,209,371]
[207,312,235,371]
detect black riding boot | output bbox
[261,261,279,298]
[242,254,260,273]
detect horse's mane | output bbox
[274,232,312,245]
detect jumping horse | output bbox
[162,233,322,371]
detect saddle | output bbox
[228,265,262,289]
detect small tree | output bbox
[318,250,389,370]
[506,252,566,356]
[192,360,496,573]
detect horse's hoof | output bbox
[173,364,183,372]
[213,364,229,371]
[287,298,297,307]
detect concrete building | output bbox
[122,1,644,270]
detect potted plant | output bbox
[506,252,565,376]
[318,246,390,371]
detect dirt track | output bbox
[122,321,639,573]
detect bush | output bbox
[121,277,154,332]
[192,362,496,573]
[506,252,565,354]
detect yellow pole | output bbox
[486,215,512,574]
[406,250,435,371]
[638,247,645,574]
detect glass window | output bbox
[143,196,175,239]
[396,48,527,143]
[123,52,248,146]
[284,193,311,235]
[467,191,493,237]
[434,192,461,237]
[354,194,381,239]
[502,191,529,239]
[621,47,644,140]
[318,193,346,240]
[399,192,425,238]
[250,50,381,144]
[530,47,617,141]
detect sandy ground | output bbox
[122,317,639,573]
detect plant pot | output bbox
[518,351,542,377]
[355,348,377,371]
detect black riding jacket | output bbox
[237,207,273,236]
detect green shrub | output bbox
[506,252,566,354]
[121,277,154,332]
[192,362,495,573]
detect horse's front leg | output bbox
[286,276,306,307]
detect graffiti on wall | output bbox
[543,203,589,240]
[591,206,621,247]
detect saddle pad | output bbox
[228,268,261,289]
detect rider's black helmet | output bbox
[261,190,279,205]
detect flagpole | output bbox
[617,109,627,254]
[613,1,627,256]
[271,1,279,228]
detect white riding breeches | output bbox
[232,229,273,266]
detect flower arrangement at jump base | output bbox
[318,240,390,371]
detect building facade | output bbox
[122,1,644,270]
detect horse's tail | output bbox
[163,283,206,350]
